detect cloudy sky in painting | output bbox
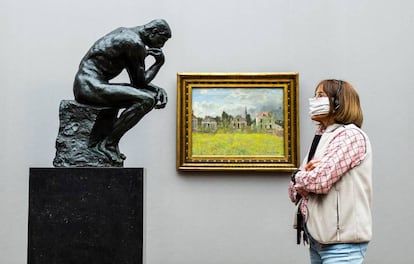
[192,88,283,118]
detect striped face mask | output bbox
[309,97,330,116]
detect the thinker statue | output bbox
[72,19,171,164]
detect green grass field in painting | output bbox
[192,133,284,156]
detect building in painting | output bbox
[231,115,247,129]
[256,112,275,130]
[192,112,198,131]
[201,116,217,131]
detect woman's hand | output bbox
[296,188,309,198]
[305,159,320,171]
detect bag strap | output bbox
[307,134,322,163]
[295,134,321,245]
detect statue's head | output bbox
[142,19,172,48]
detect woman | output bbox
[288,79,373,264]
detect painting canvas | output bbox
[192,88,284,156]
[177,72,299,172]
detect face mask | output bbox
[309,97,330,116]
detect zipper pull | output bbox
[336,227,340,241]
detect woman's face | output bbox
[311,85,331,124]
[314,85,328,98]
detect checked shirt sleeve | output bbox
[294,128,367,194]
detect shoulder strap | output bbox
[307,134,322,163]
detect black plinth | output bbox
[28,168,143,264]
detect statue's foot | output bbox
[97,140,126,164]
[114,145,126,160]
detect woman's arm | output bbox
[294,128,366,194]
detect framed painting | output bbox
[176,72,300,172]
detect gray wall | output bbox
[1,0,413,263]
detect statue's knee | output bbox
[131,98,155,113]
[142,96,156,110]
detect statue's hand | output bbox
[147,48,165,64]
[154,87,168,109]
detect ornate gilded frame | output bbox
[176,72,300,172]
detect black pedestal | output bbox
[28,168,143,264]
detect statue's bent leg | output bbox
[98,94,156,163]
[74,81,158,163]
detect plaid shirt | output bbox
[288,124,367,220]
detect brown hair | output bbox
[316,79,364,128]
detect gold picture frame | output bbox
[176,72,300,172]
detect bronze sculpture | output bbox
[71,19,171,165]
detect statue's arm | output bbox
[143,48,165,84]
[126,43,147,87]
[128,48,164,90]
